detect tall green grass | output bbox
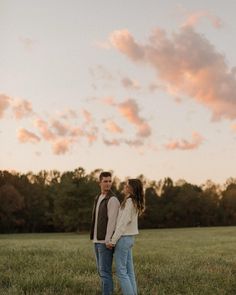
[0,227,236,294]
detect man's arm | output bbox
[105,197,120,244]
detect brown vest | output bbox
[90,190,116,240]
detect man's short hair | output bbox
[99,171,112,182]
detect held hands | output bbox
[106,242,115,250]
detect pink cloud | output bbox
[121,77,140,90]
[17,128,40,144]
[136,122,152,137]
[86,133,97,144]
[52,139,71,155]
[110,29,144,61]
[12,99,33,119]
[105,120,123,133]
[82,109,93,124]
[70,127,84,138]
[118,99,151,137]
[59,109,78,120]
[34,118,55,141]
[102,96,116,106]
[118,99,141,125]
[165,132,204,150]
[34,113,99,153]
[51,120,70,136]
[34,118,83,155]
[231,124,236,132]
[124,139,143,147]
[148,82,166,93]
[110,27,236,121]
[103,138,120,146]
[84,127,98,144]
[103,137,144,148]
[0,94,11,118]
[182,11,223,29]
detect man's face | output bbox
[100,176,112,193]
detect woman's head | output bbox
[123,178,145,215]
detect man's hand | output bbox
[106,243,115,249]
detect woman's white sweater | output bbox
[111,198,139,245]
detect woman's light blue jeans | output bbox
[114,235,137,295]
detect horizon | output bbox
[1,167,234,187]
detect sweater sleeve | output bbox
[104,197,120,243]
[111,199,133,245]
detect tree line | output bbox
[0,168,236,233]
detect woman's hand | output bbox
[106,242,115,249]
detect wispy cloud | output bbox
[182,11,223,29]
[103,138,120,146]
[110,27,236,121]
[51,120,70,136]
[124,138,143,147]
[1,94,35,120]
[118,99,151,137]
[34,113,99,154]
[84,127,98,144]
[70,126,84,138]
[105,120,123,133]
[89,65,114,81]
[12,99,33,119]
[58,109,78,120]
[164,132,204,150]
[52,138,71,155]
[0,94,11,119]
[231,124,236,132]
[17,128,41,144]
[102,96,116,106]
[5,91,152,154]
[110,29,144,61]
[19,37,36,50]
[103,137,144,148]
[121,77,141,90]
[82,109,93,124]
[34,118,56,141]
[102,97,151,138]
[148,82,166,93]
[94,40,112,49]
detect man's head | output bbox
[99,171,112,194]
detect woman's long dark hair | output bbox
[121,178,145,216]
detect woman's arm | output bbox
[110,199,133,245]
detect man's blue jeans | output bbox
[114,236,137,295]
[94,243,114,295]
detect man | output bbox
[90,171,120,295]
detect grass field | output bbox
[0,227,236,295]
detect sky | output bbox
[1,0,236,185]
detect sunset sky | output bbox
[1,0,236,185]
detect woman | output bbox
[107,179,145,295]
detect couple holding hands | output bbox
[90,171,145,295]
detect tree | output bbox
[220,183,236,225]
[200,181,221,226]
[0,184,25,232]
[139,182,160,228]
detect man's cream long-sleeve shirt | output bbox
[93,194,120,244]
